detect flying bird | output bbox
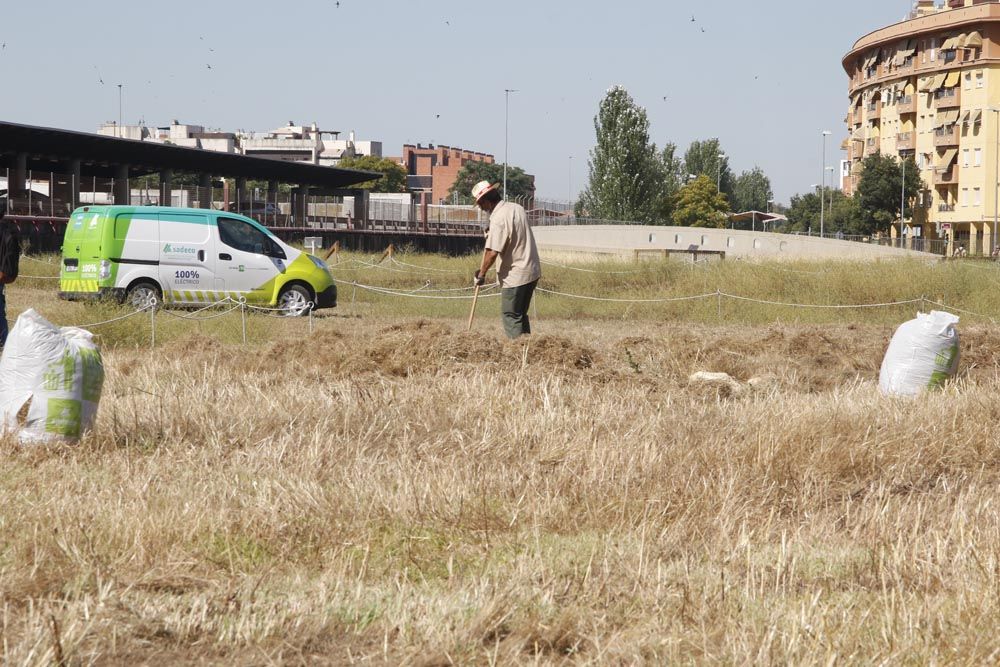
[206,64,212,69]
[690,15,695,22]
[435,114,440,119]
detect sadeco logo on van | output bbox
[163,244,197,255]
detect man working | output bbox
[0,206,19,346]
[472,180,541,339]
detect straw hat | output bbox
[471,180,500,202]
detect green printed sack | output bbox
[0,309,104,443]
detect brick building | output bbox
[400,144,495,203]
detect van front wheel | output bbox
[126,281,161,311]
[277,284,312,317]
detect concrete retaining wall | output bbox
[531,226,936,261]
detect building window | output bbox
[965,73,972,90]
[962,188,969,207]
[977,71,985,89]
[930,38,938,62]
[975,188,982,207]
[963,149,971,168]
[975,148,983,167]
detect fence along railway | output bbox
[0,120,489,255]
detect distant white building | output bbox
[238,122,381,166]
[98,120,237,153]
[96,120,380,166]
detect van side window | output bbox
[218,217,285,258]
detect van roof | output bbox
[70,205,272,232]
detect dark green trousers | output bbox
[501,280,537,339]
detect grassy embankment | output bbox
[2,251,999,663]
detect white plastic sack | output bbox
[0,309,104,443]
[879,310,960,397]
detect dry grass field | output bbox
[2,252,1000,664]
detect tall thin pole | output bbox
[993,108,999,254]
[568,156,572,205]
[717,153,725,192]
[901,156,906,240]
[820,131,831,237]
[504,88,517,200]
[117,84,123,138]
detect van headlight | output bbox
[308,254,328,271]
[99,259,112,280]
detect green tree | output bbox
[683,139,733,202]
[730,167,773,213]
[672,175,730,228]
[448,161,534,204]
[579,86,664,223]
[655,142,683,223]
[338,156,408,193]
[856,154,923,234]
[785,191,821,233]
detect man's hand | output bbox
[473,271,486,287]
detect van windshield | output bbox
[218,217,285,258]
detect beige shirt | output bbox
[484,201,541,288]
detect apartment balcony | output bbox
[934,87,961,109]
[938,203,956,213]
[851,108,864,125]
[865,138,880,156]
[934,127,960,147]
[896,132,915,151]
[897,95,916,114]
[935,167,959,185]
[867,101,882,119]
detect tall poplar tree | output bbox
[580,86,664,223]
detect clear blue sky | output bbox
[1,0,913,204]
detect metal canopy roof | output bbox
[0,120,380,188]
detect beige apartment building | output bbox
[844,0,1000,255]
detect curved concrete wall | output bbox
[531,225,937,261]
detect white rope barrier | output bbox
[540,258,646,275]
[536,287,718,304]
[390,257,459,274]
[159,303,243,321]
[340,279,501,300]
[925,300,996,323]
[73,306,152,329]
[718,292,923,310]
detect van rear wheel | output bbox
[126,281,161,311]
[277,284,312,317]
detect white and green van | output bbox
[59,206,336,315]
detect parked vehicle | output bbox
[58,205,335,315]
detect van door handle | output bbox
[198,250,205,262]
[219,253,232,261]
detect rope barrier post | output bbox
[920,294,926,311]
[240,300,247,344]
[716,289,722,321]
[308,305,314,334]
[149,306,156,349]
[351,281,357,305]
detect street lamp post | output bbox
[820,130,832,237]
[900,156,907,244]
[811,184,820,235]
[117,84,123,139]
[990,107,1000,254]
[766,199,775,232]
[568,156,573,205]
[504,88,518,200]
[717,153,726,192]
